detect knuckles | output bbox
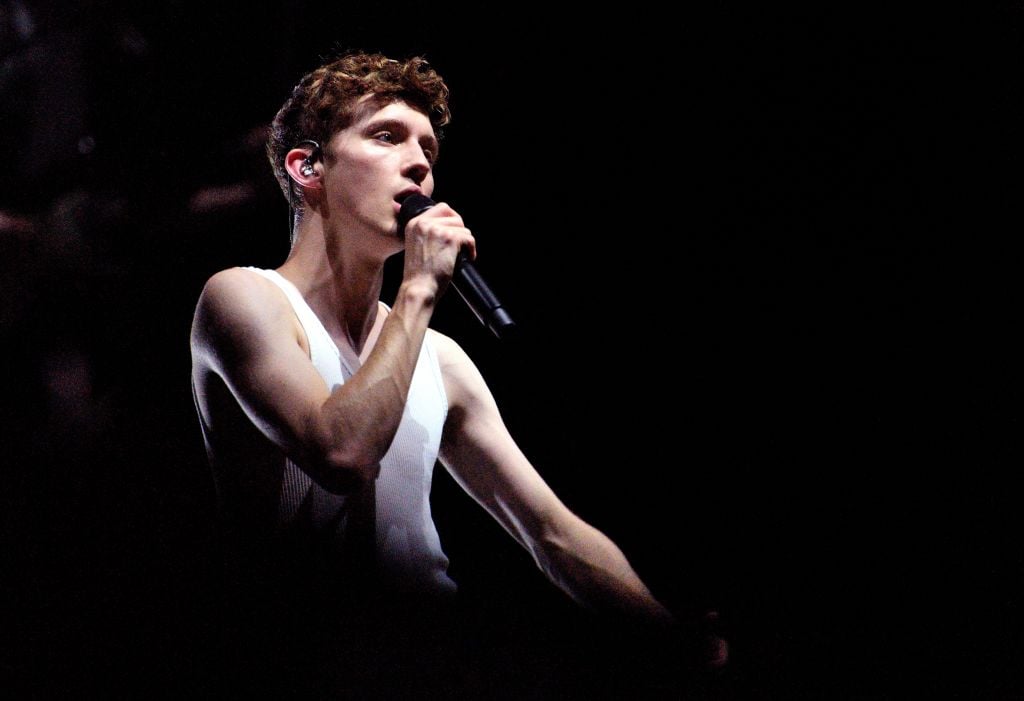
[407,210,472,248]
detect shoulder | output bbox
[192,268,285,336]
[191,267,296,366]
[426,329,496,414]
[426,328,471,369]
[195,267,281,311]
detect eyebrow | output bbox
[365,118,440,159]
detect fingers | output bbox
[403,201,476,262]
[400,202,477,294]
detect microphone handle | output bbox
[398,193,516,340]
[452,253,516,340]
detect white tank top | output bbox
[247,267,457,596]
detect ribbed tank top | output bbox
[246,267,456,596]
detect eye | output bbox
[374,131,395,143]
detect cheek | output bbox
[333,160,376,196]
[348,154,391,185]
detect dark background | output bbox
[2,2,1021,698]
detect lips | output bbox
[394,188,422,204]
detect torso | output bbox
[192,266,457,602]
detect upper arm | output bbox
[434,331,579,552]
[190,268,334,471]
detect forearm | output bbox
[314,281,436,474]
[532,520,730,672]
[533,519,675,627]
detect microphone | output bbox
[398,194,516,340]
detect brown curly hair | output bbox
[267,51,451,208]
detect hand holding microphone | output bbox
[398,194,516,341]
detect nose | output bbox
[402,145,431,185]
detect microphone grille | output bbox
[397,194,436,232]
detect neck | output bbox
[278,215,388,354]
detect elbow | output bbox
[533,539,591,610]
[299,416,384,492]
[305,445,380,494]
[530,530,578,592]
[499,505,580,591]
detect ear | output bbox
[285,147,322,190]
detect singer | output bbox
[189,50,724,698]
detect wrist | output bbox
[395,280,438,310]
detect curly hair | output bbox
[266,51,451,208]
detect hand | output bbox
[399,201,476,295]
[695,610,730,670]
[656,608,730,673]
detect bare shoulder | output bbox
[426,329,495,414]
[190,267,296,369]
[426,328,467,365]
[195,267,281,313]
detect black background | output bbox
[2,2,1022,698]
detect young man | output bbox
[190,51,723,696]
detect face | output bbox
[321,97,439,244]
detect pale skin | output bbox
[190,96,678,626]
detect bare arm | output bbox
[190,267,438,489]
[434,331,675,626]
[190,204,473,490]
